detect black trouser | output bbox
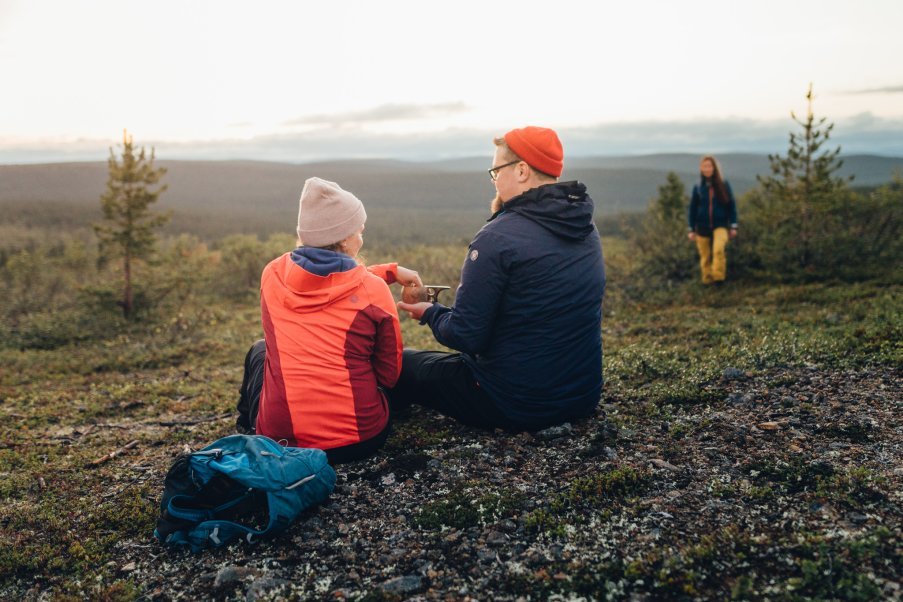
[387,349,510,431]
[235,339,391,465]
[236,339,267,435]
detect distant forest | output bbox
[1,153,901,245]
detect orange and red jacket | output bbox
[255,248,402,450]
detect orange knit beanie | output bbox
[503,126,563,177]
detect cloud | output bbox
[283,102,470,127]
[844,85,903,95]
[562,114,903,157]
[3,114,903,165]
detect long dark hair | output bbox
[700,155,730,205]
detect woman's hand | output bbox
[729,228,738,239]
[395,265,423,288]
[397,301,432,321]
[688,232,696,241]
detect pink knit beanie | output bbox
[296,177,367,247]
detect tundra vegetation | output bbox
[0,96,900,600]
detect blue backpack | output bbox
[154,434,336,552]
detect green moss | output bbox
[383,419,454,452]
[524,467,649,537]
[784,529,893,600]
[818,421,875,443]
[816,467,887,507]
[668,423,688,440]
[414,484,524,531]
[746,456,835,493]
[523,509,567,539]
[566,466,650,506]
[0,475,157,586]
[744,484,774,500]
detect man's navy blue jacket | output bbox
[421,181,606,430]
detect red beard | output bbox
[490,193,503,215]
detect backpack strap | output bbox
[184,493,293,552]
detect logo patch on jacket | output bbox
[470,249,479,261]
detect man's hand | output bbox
[397,301,432,321]
[395,265,423,288]
[688,232,696,241]
[729,228,738,239]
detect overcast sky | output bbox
[1,0,902,163]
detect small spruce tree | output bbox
[655,171,688,224]
[628,171,694,286]
[755,84,852,273]
[94,130,170,319]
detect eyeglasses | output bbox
[487,159,521,182]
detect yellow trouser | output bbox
[695,227,729,284]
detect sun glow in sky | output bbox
[1,0,901,162]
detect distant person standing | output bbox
[393,126,606,432]
[688,155,738,285]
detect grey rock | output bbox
[214,566,255,588]
[524,549,545,567]
[729,392,757,405]
[379,575,424,595]
[477,547,496,562]
[650,458,679,472]
[723,367,746,380]
[535,422,574,440]
[809,459,835,475]
[246,577,289,602]
[486,531,507,546]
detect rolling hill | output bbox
[1,153,900,243]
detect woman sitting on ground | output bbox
[236,177,421,463]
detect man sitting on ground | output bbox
[393,126,606,432]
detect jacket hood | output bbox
[265,247,364,313]
[495,181,596,241]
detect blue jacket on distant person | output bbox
[420,181,605,430]
[688,177,738,235]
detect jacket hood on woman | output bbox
[268,247,368,312]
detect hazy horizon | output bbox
[3,113,903,166]
[2,1,902,165]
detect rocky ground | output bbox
[90,365,903,601]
